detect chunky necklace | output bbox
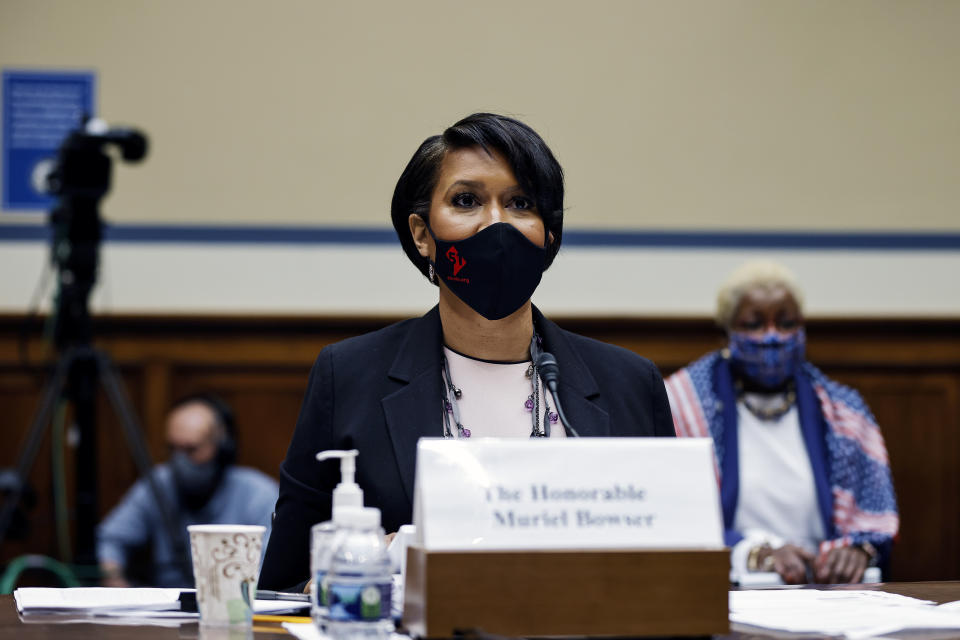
[440,334,558,439]
[737,382,797,422]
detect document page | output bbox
[730,590,960,639]
[14,587,308,617]
[14,587,183,613]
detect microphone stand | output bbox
[535,352,580,438]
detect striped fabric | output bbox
[666,351,899,559]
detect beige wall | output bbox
[2,0,959,232]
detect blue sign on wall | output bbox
[2,69,96,210]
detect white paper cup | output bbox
[388,524,417,577]
[188,524,266,626]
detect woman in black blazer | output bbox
[260,113,674,591]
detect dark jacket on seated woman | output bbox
[261,305,673,590]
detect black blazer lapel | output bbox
[382,304,615,507]
[534,307,611,437]
[382,306,444,504]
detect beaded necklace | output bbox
[736,380,797,422]
[440,334,558,438]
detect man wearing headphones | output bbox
[96,393,278,587]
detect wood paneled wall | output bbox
[1,314,957,582]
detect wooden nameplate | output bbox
[402,545,729,638]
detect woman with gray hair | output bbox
[666,260,898,584]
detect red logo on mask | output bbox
[446,246,466,276]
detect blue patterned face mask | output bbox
[728,328,806,389]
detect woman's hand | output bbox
[758,544,814,584]
[814,546,870,584]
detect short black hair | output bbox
[391,113,565,280]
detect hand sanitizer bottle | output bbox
[326,506,394,640]
[310,449,363,629]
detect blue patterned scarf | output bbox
[665,351,898,562]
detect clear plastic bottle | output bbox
[311,507,357,628]
[325,507,394,640]
[310,450,364,630]
[310,519,337,627]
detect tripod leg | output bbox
[94,351,192,578]
[71,353,99,565]
[0,349,76,551]
[91,353,156,488]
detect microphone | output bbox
[535,351,580,437]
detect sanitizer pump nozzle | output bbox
[315,449,362,510]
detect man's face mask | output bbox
[728,328,806,389]
[428,222,547,321]
[170,450,224,511]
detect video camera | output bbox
[33,119,148,349]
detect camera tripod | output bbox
[0,344,185,571]
[0,121,190,579]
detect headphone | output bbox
[170,392,237,466]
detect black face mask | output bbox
[170,450,225,512]
[429,222,547,321]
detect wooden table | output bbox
[3,582,960,639]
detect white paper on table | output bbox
[282,623,411,640]
[253,599,311,614]
[729,589,960,639]
[14,587,307,618]
[282,623,324,640]
[14,587,182,613]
